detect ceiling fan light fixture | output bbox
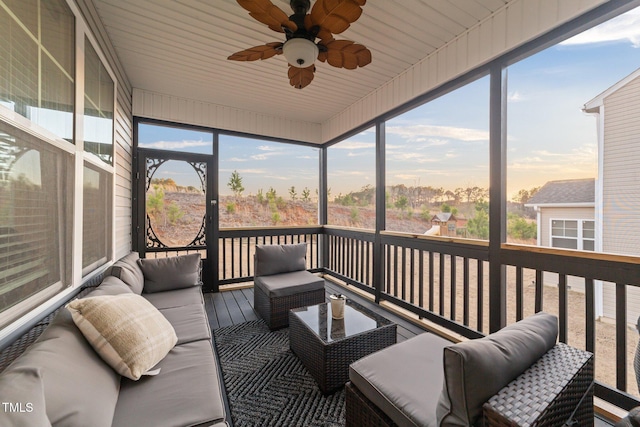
[283,38,318,68]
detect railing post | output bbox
[319,146,329,272]
[373,121,386,303]
[488,64,507,333]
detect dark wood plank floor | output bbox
[203,279,429,343]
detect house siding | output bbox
[76,0,133,260]
[600,74,640,321]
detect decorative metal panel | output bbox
[145,157,207,249]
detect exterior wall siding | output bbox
[76,0,133,259]
[600,74,640,321]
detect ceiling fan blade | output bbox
[322,39,371,69]
[304,15,333,44]
[237,0,297,33]
[288,64,315,89]
[309,0,366,35]
[228,42,283,61]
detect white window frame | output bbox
[549,218,595,251]
[0,0,117,339]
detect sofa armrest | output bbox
[482,343,594,426]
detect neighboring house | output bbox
[429,212,467,237]
[525,179,595,250]
[584,66,640,324]
[525,179,595,293]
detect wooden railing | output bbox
[218,226,322,285]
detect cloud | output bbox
[509,143,597,174]
[227,157,247,162]
[251,152,281,160]
[140,139,210,150]
[257,145,280,151]
[332,141,375,150]
[219,168,267,175]
[394,174,420,181]
[562,8,640,47]
[390,152,438,163]
[508,91,524,102]
[386,124,489,142]
[330,170,368,177]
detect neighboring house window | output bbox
[551,219,595,251]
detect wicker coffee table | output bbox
[289,299,397,394]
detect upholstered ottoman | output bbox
[346,313,593,427]
[253,243,325,330]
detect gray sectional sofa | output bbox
[0,252,229,427]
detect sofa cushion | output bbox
[0,367,51,427]
[254,243,307,276]
[112,339,227,427]
[144,285,204,310]
[109,252,144,294]
[86,275,133,297]
[254,270,324,298]
[350,332,452,427]
[138,253,201,293]
[5,309,120,427]
[437,312,558,426]
[67,294,178,380]
[158,303,212,345]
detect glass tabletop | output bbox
[291,299,393,343]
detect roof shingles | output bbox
[526,178,595,205]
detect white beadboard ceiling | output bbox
[92,0,512,125]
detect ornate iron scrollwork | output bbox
[146,214,167,249]
[188,161,207,193]
[145,157,207,249]
[145,157,168,191]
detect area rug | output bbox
[213,320,345,427]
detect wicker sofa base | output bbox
[482,343,594,427]
[346,381,396,427]
[254,284,325,330]
[345,343,593,427]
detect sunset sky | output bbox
[138,6,640,200]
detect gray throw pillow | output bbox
[109,252,144,294]
[437,312,558,426]
[254,243,307,276]
[88,276,134,297]
[137,253,201,293]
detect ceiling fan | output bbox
[228,0,372,89]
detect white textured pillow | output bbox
[67,294,177,380]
